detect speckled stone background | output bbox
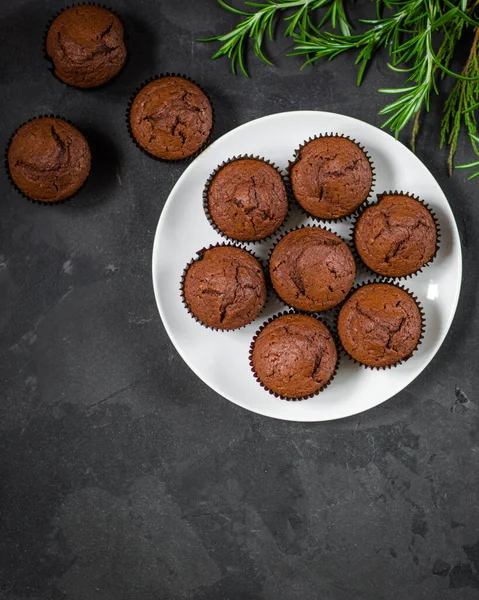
[0,1,478,599]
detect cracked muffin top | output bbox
[354,193,437,277]
[183,246,266,330]
[46,5,127,89]
[289,136,373,219]
[251,314,337,399]
[7,117,91,203]
[338,283,422,368]
[129,76,213,161]
[269,227,356,312]
[206,158,289,241]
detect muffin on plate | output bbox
[353,192,438,278]
[46,5,127,88]
[7,117,91,203]
[129,76,213,161]
[289,135,373,219]
[205,157,289,242]
[269,226,356,312]
[337,283,423,368]
[182,245,266,330]
[250,313,338,399]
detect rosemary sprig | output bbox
[291,9,408,85]
[377,6,439,140]
[457,134,479,177]
[294,1,476,139]
[199,0,351,76]
[376,2,479,144]
[442,26,479,174]
[202,0,479,177]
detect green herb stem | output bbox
[201,0,479,177]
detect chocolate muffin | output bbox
[206,158,289,241]
[289,136,373,219]
[46,5,127,88]
[354,193,438,277]
[251,314,337,399]
[338,283,423,368]
[129,76,213,161]
[7,117,91,203]
[269,227,356,312]
[182,246,266,330]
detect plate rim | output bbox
[152,110,463,422]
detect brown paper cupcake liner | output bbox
[180,242,269,332]
[267,223,357,313]
[286,133,376,223]
[336,280,426,370]
[43,3,128,90]
[126,73,215,164]
[249,309,340,401]
[203,154,292,244]
[350,190,441,281]
[5,115,91,206]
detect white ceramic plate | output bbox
[152,111,462,422]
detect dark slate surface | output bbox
[0,1,478,599]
